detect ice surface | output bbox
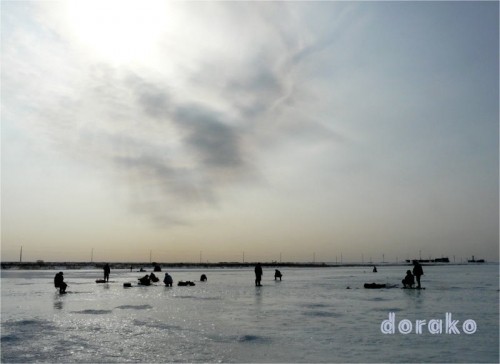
[1,264,498,363]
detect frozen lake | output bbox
[1,264,498,363]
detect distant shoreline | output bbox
[1,261,491,270]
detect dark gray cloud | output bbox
[125,73,171,119]
[73,71,257,224]
[113,153,215,207]
[87,58,342,225]
[125,72,247,172]
[173,105,244,170]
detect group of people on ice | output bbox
[138,272,205,287]
[54,261,423,293]
[401,261,424,289]
[54,262,425,292]
[254,263,283,286]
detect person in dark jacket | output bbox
[274,269,282,281]
[149,273,159,283]
[138,275,151,286]
[254,263,263,286]
[402,270,415,288]
[103,263,110,282]
[163,273,173,287]
[412,261,424,289]
[54,272,67,294]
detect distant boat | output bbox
[405,257,449,263]
[468,256,485,263]
[434,257,450,263]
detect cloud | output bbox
[173,104,245,170]
[3,1,347,226]
[124,73,172,119]
[73,71,261,224]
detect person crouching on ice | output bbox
[138,275,151,286]
[163,273,173,287]
[149,272,159,283]
[402,270,415,288]
[54,272,67,294]
[274,269,282,281]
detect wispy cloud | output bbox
[2,2,350,225]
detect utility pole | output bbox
[20,246,22,263]
[149,250,152,264]
[242,251,245,263]
[91,248,93,263]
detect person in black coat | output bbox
[54,272,67,293]
[402,270,415,288]
[274,269,282,281]
[138,275,151,286]
[254,263,263,286]
[103,263,110,282]
[412,261,424,289]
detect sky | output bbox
[1,1,498,263]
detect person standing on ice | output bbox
[412,261,424,289]
[103,263,110,282]
[255,263,263,286]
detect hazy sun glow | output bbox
[65,0,169,64]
